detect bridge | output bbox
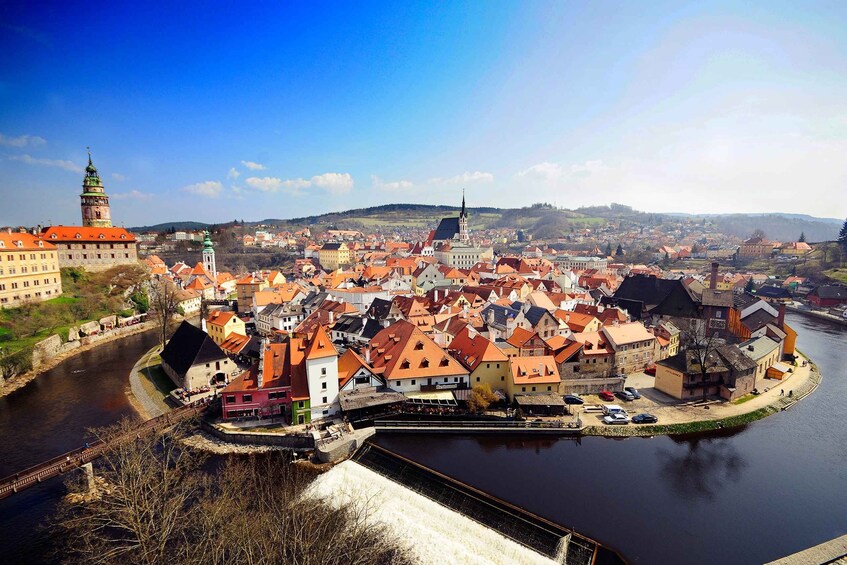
[0,400,211,500]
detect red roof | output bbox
[41,225,136,242]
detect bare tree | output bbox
[679,317,723,401]
[149,278,180,347]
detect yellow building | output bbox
[0,231,63,309]
[318,242,351,271]
[447,327,511,392]
[205,310,246,345]
[507,356,562,398]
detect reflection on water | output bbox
[657,437,747,500]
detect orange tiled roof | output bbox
[510,356,561,385]
[368,320,466,381]
[0,231,56,251]
[304,324,338,360]
[448,326,508,371]
[41,225,136,242]
[207,310,238,327]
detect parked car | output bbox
[599,390,615,401]
[615,390,636,402]
[632,413,658,424]
[602,404,627,416]
[624,386,641,399]
[564,394,584,405]
[603,413,630,425]
[644,365,657,376]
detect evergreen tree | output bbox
[745,277,755,293]
[615,244,624,256]
[839,218,847,252]
[605,242,612,256]
[799,232,806,242]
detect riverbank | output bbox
[583,353,821,437]
[786,304,847,326]
[126,344,171,420]
[0,320,158,399]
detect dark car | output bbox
[564,394,584,405]
[615,390,636,402]
[599,390,615,401]
[632,413,658,424]
[624,386,641,399]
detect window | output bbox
[411,379,416,385]
[501,376,505,381]
[243,394,252,402]
[321,382,327,390]
[531,386,536,392]
[395,381,400,387]
[522,386,526,392]
[226,395,236,403]
[476,376,480,382]
[321,367,327,375]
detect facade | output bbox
[0,231,62,308]
[221,342,292,419]
[601,322,656,374]
[507,355,562,398]
[318,242,352,271]
[41,226,138,272]
[654,345,757,401]
[739,336,781,387]
[160,321,234,390]
[434,243,494,269]
[447,326,510,392]
[205,310,246,345]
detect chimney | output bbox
[748,345,754,352]
[710,262,719,290]
[201,317,207,333]
[365,347,371,364]
[329,311,334,324]
[777,303,785,328]
[257,341,267,388]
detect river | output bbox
[0,313,844,564]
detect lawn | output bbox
[140,363,176,411]
[823,269,847,284]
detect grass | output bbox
[139,363,176,409]
[731,394,757,405]
[45,295,80,305]
[823,268,847,284]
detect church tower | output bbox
[80,149,112,228]
[202,230,217,282]
[458,189,469,243]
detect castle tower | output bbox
[458,189,469,243]
[202,230,217,282]
[80,149,112,228]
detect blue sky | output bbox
[2,0,846,226]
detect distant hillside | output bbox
[130,203,841,242]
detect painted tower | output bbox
[80,149,112,228]
[458,189,469,243]
[202,230,217,282]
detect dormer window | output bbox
[421,358,430,368]
[440,357,450,367]
[37,241,43,247]
[99,234,105,239]
[415,341,424,350]
[401,359,410,369]
[50,234,57,239]
[120,234,126,240]
[15,240,22,248]
[75,233,81,239]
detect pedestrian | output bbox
[780,389,784,396]
[789,390,793,397]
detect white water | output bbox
[306,460,556,565]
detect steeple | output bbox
[80,148,112,228]
[202,230,217,285]
[458,189,469,243]
[460,188,466,218]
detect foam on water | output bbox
[306,460,556,565]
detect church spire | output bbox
[460,188,466,218]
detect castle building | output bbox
[41,151,139,272]
[0,230,63,308]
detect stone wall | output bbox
[32,334,62,368]
[200,420,315,450]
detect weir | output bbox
[350,442,627,565]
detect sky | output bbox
[1,0,846,227]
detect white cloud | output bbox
[8,153,82,173]
[111,190,153,201]
[182,180,223,198]
[0,133,46,148]
[518,159,605,182]
[241,160,267,171]
[311,172,354,194]
[227,167,240,179]
[371,175,414,191]
[429,170,495,185]
[245,172,354,195]
[111,172,126,181]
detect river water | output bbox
[0,314,843,564]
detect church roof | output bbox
[433,217,460,242]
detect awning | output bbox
[452,388,506,402]
[405,390,457,406]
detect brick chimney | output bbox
[777,303,785,328]
[710,262,719,290]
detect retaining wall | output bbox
[200,419,315,450]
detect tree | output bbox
[839,218,847,253]
[744,277,755,293]
[467,383,499,414]
[615,244,624,257]
[149,279,180,347]
[57,420,412,565]
[751,228,766,240]
[680,317,723,402]
[605,242,612,257]
[798,232,806,243]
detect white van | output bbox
[602,404,627,416]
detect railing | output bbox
[0,400,210,500]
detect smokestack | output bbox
[328,311,334,324]
[365,347,371,364]
[710,262,719,290]
[777,303,785,328]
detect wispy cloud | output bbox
[429,170,494,185]
[371,175,414,191]
[241,160,267,171]
[518,160,604,182]
[111,172,126,181]
[111,190,153,201]
[8,153,82,173]
[245,172,354,195]
[227,167,240,179]
[182,180,223,198]
[0,133,47,148]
